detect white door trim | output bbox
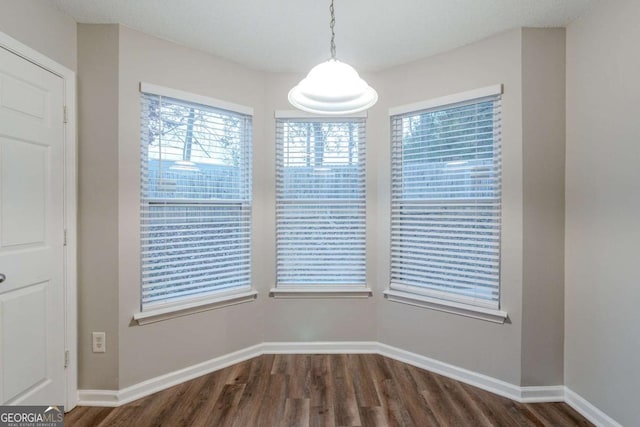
[0,31,78,411]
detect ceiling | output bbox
[52,0,595,72]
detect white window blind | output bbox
[276,117,366,286]
[390,93,502,309]
[140,91,252,309]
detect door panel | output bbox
[0,46,65,406]
[1,139,47,246]
[1,283,48,402]
[0,73,47,120]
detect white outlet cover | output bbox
[92,332,106,353]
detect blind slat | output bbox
[390,95,502,309]
[140,92,252,308]
[276,118,366,286]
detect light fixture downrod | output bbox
[329,0,336,59]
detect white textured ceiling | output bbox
[53,0,595,72]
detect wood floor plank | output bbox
[458,382,530,427]
[462,381,564,427]
[435,375,492,426]
[358,406,387,427]
[193,383,245,427]
[231,354,274,427]
[386,359,440,426]
[135,382,194,427]
[379,377,416,427]
[63,406,114,427]
[552,402,597,426]
[226,359,252,385]
[330,354,361,427]
[526,401,594,427]
[450,378,496,426]
[310,405,336,427]
[272,354,295,375]
[363,354,401,426]
[257,373,289,427]
[417,367,463,426]
[158,374,214,426]
[309,355,336,427]
[365,356,414,427]
[282,398,311,427]
[288,354,311,399]
[94,407,143,427]
[173,367,235,427]
[348,354,381,408]
[65,354,594,427]
[364,354,394,382]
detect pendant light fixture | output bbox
[288,0,378,115]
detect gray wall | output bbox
[75,23,381,388]
[371,27,567,388]
[565,1,640,425]
[1,2,563,391]
[77,24,120,390]
[0,0,76,70]
[77,24,269,389]
[116,25,267,388]
[371,28,525,385]
[520,28,566,387]
[74,24,568,391]
[262,72,378,343]
[6,3,640,423]
[5,0,640,425]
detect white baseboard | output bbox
[262,341,378,354]
[79,344,263,407]
[377,343,563,403]
[77,341,619,427]
[377,342,522,401]
[77,389,120,407]
[565,388,623,427]
[519,385,565,403]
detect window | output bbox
[387,86,504,318]
[139,84,253,312]
[273,114,369,296]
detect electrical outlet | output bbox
[92,332,106,353]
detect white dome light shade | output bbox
[288,59,378,115]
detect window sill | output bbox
[270,286,372,299]
[133,289,258,325]
[383,289,508,324]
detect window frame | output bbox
[270,110,372,298]
[134,83,256,324]
[385,85,508,323]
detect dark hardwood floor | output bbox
[66,354,592,426]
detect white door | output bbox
[0,46,66,405]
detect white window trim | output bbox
[387,84,507,322]
[140,82,253,116]
[270,285,372,298]
[134,289,258,325]
[138,83,254,315]
[274,110,367,119]
[273,112,369,298]
[388,84,502,116]
[383,289,507,324]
